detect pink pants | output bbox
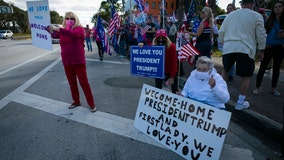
[63,64,95,108]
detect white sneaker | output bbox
[235,101,250,110]
[252,88,259,95]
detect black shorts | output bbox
[222,53,255,77]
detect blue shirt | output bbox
[266,20,284,46]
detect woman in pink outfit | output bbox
[48,11,96,112]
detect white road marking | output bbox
[0,47,60,76]
[0,57,164,149]
[9,91,164,148]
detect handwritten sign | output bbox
[27,0,52,51]
[130,46,165,79]
[134,84,231,160]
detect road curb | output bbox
[178,78,283,142]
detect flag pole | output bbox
[162,0,165,29]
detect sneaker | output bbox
[252,88,259,95]
[235,101,250,110]
[272,90,281,97]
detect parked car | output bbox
[0,30,14,39]
[215,14,227,25]
[51,24,62,44]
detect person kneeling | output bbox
[178,56,230,109]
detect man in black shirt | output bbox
[146,16,156,45]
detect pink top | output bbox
[58,27,86,65]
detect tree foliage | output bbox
[0,1,63,33]
[91,0,122,26]
[50,10,63,24]
[0,1,29,33]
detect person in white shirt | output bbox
[178,56,230,109]
[168,21,177,43]
[218,0,266,110]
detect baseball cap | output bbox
[155,29,167,38]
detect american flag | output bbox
[108,4,119,36]
[187,0,195,25]
[144,2,149,12]
[134,0,144,12]
[178,37,200,60]
[192,19,200,46]
[140,25,151,36]
[96,16,106,52]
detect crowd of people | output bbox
[47,0,284,111]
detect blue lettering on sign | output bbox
[36,5,48,11]
[130,46,165,79]
[34,16,43,20]
[36,33,48,40]
[28,7,34,12]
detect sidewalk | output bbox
[179,56,283,141]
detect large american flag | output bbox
[192,19,200,46]
[187,0,195,25]
[134,0,144,12]
[108,4,119,36]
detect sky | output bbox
[4,0,241,26]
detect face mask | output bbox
[65,19,75,30]
[157,39,166,46]
[195,70,210,80]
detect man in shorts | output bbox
[218,0,266,110]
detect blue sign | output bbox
[130,46,165,79]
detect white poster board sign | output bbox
[27,0,52,51]
[134,84,231,160]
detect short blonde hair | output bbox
[62,11,82,29]
[196,56,214,71]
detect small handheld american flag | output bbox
[178,37,200,61]
[140,25,151,36]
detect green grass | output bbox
[13,33,31,40]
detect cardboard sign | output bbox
[134,84,231,160]
[27,0,52,51]
[130,46,165,79]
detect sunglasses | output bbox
[157,37,166,41]
[65,17,75,20]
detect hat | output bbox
[241,0,255,4]
[155,29,167,38]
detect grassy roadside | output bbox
[13,33,31,40]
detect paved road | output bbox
[0,41,281,159]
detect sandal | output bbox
[68,103,80,109]
[90,106,97,113]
